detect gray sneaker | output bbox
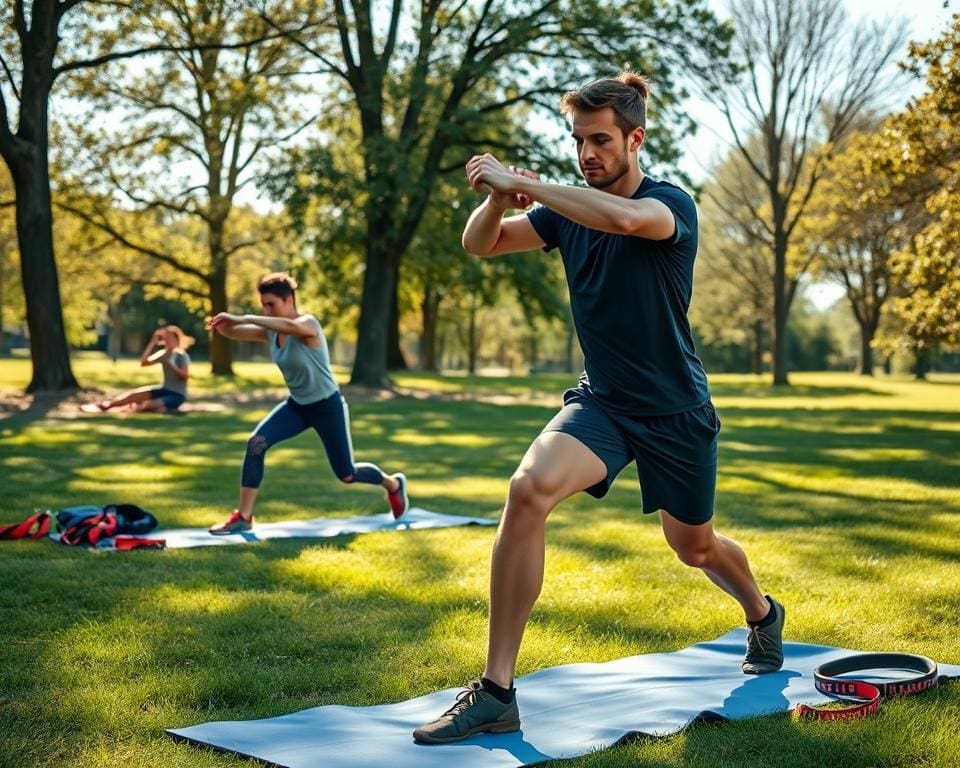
[413,680,520,744]
[742,597,785,674]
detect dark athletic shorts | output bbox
[541,387,721,525]
[150,388,186,411]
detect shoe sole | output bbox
[413,719,521,744]
[208,525,252,536]
[391,473,409,520]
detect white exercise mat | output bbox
[49,508,497,549]
[168,629,960,767]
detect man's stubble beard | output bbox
[584,148,631,190]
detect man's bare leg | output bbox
[660,510,784,673]
[659,511,768,622]
[482,431,607,687]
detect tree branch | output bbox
[55,200,210,282]
[108,270,210,301]
[54,30,294,78]
[0,52,21,101]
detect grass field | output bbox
[1,358,959,767]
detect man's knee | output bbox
[338,474,354,484]
[505,469,557,519]
[670,539,713,568]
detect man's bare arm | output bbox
[520,179,675,240]
[462,199,545,257]
[469,153,676,240]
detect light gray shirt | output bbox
[161,350,190,396]
[267,316,338,404]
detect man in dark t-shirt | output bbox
[414,72,785,744]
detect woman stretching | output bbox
[92,325,192,413]
[206,272,408,534]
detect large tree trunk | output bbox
[913,347,929,380]
[0,241,6,356]
[752,319,764,375]
[13,148,78,391]
[0,2,78,392]
[351,237,395,387]
[420,283,441,372]
[467,294,478,375]
[108,301,122,361]
[387,276,408,370]
[858,322,875,376]
[208,263,233,376]
[771,229,789,386]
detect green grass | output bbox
[1,360,959,767]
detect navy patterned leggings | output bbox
[241,392,386,489]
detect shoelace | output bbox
[443,682,483,717]
[745,625,770,657]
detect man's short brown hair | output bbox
[257,272,298,301]
[559,71,651,136]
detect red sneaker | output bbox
[209,509,253,535]
[387,473,409,519]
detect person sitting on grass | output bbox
[92,325,192,413]
[205,272,409,535]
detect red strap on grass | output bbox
[0,512,52,540]
[60,512,118,546]
[114,536,166,551]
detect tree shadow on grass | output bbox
[0,389,76,428]
[717,406,960,490]
[709,381,893,399]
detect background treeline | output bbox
[1,1,958,390]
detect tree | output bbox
[0,0,298,390]
[57,0,321,375]
[0,0,104,390]
[695,143,774,374]
[799,129,926,375]
[268,0,733,387]
[702,0,906,385]
[883,16,960,357]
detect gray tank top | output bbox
[267,315,339,404]
[161,350,189,396]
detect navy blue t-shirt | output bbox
[527,175,710,416]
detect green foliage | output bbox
[264,0,734,383]
[827,15,960,350]
[874,16,960,350]
[55,0,319,371]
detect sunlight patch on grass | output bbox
[408,476,509,504]
[822,447,931,461]
[739,466,960,505]
[388,431,501,447]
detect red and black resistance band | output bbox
[796,653,942,720]
[0,511,52,540]
[1,510,164,549]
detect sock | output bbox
[480,676,515,704]
[752,595,777,627]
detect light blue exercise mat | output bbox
[168,629,960,767]
[49,508,497,550]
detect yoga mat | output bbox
[168,629,960,767]
[49,507,496,550]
